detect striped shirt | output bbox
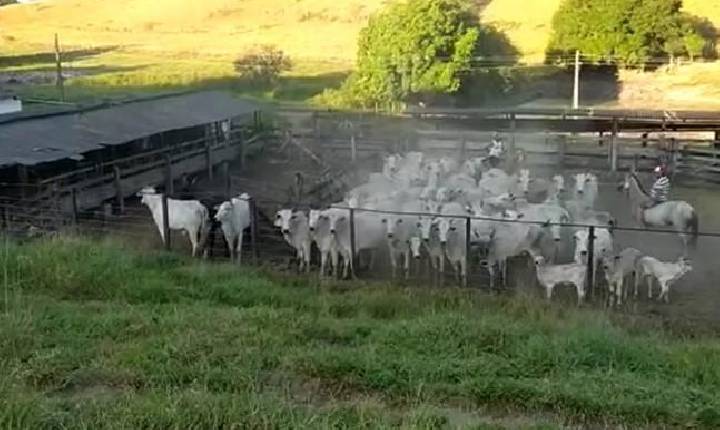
[651,177,670,202]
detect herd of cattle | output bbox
[136,150,693,307]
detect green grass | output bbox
[2,236,720,428]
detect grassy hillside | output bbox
[2,237,720,428]
[2,0,720,106]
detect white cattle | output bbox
[382,201,425,279]
[214,193,253,264]
[603,247,643,306]
[436,202,469,284]
[635,256,692,303]
[445,172,477,190]
[517,169,552,203]
[325,208,386,278]
[418,216,444,275]
[573,228,614,288]
[382,153,402,178]
[572,172,599,209]
[308,209,339,277]
[534,256,587,305]
[274,209,312,272]
[473,209,542,288]
[138,187,209,257]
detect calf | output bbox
[602,248,643,307]
[138,187,209,257]
[636,256,692,303]
[325,208,385,278]
[437,202,470,284]
[382,201,424,279]
[308,209,339,277]
[214,193,253,264]
[534,256,587,305]
[274,209,311,272]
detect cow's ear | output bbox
[416,221,422,228]
[516,213,525,219]
[397,219,403,224]
[381,218,387,223]
[614,255,621,260]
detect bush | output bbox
[233,45,292,86]
[547,0,687,67]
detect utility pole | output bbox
[54,33,65,102]
[573,50,580,110]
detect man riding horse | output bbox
[648,163,670,208]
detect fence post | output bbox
[611,117,619,171]
[113,165,124,214]
[1,205,7,233]
[162,154,172,251]
[350,133,357,163]
[349,208,356,278]
[161,193,171,251]
[464,216,471,288]
[249,197,258,264]
[221,161,231,198]
[586,226,595,301]
[239,128,247,169]
[71,188,78,229]
[205,136,213,181]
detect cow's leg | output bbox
[660,280,670,303]
[304,243,311,273]
[188,228,198,257]
[617,278,624,306]
[330,249,339,278]
[404,251,410,280]
[634,271,640,298]
[647,276,654,300]
[319,250,327,277]
[546,284,553,301]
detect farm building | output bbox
[0,91,263,224]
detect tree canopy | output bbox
[320,0,509,110]
[547,0,708,67]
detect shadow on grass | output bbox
[13,70,349,104]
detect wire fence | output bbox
[2,190,715,311]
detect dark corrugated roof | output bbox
[0,91,258,167]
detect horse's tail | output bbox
[687,209,699,248]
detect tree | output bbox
[233,45,291,87]
[547,0,686,67]
[0,0,18,5]
[684,31,706,62]
[322,0,483,110]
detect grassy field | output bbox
[2,236,720,428]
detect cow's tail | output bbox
[687,209,699,249]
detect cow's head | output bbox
[326,210,347,235]
[409,236,422,259]
[215,201,234,222]
[308,209,323,232]
[384,154,401,175]
[418,217,435,242]
[436,217,458,244]
[275,209,297,234]
[381,216,403,239]
[552,175,566,193]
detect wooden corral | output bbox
[280,107,720,179]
